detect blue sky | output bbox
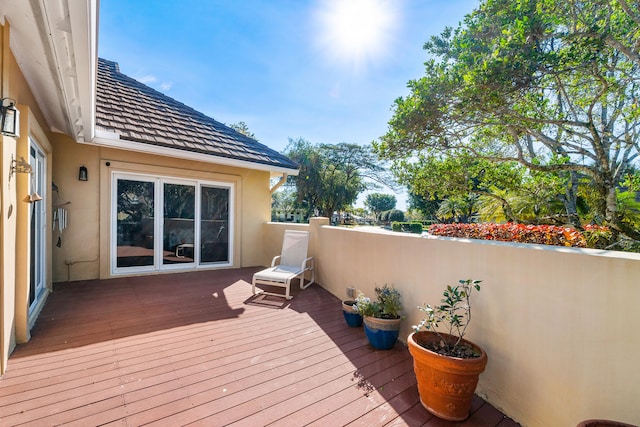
[99,0,477,209]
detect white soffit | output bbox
[1,0,98,141]
[91,130,300,176]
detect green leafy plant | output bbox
[392,222,424,234]
[414,279,482,358]
[355,284,403,319]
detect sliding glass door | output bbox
[29,141,47,314]
[112,173,232,274]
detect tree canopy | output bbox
[375,0,640,241]
[284,138,392,218]
[364,193,397,219]
[228,121,256,139]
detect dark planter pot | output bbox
[342,300,362,327]
[408,331,488,421]
[363,316,401,350]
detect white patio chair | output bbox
[252,230,315,300]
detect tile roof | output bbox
[95,58,298,172]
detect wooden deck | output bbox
[0,268,520,426]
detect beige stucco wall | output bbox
[1,22,55,375]
[51,135,272,282]
[263,222,640,427]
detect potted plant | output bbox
[408,279,487,421]
[576,421,636,427]
[341,299,362,327]
[356,285,403,350]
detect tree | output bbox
[285,138,392,218]
[271,187,297,221]
[228,121,256,139]
[407,191,442,222]
[365,193,397,221]
[376,0,640,240]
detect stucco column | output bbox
[308,217,329,284]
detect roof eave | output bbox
[2,0,98,140]
[86,131,299,176]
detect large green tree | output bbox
[364,193,397,220]
[285,138,391,218]
[376,0,640,240]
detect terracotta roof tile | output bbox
[95,58,298,171]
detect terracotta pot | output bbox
[363,316,401,350]
[408,331,488,421]
[342,300,362,327]
[576,420,637,427]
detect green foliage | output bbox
[414,280,482,357]
[375,0,640,241]
[228,121,256,139]
[407,191,441,221]
[356,285,403,319]
[582,224,616,249]
[436,195,479,224]
[285,138,390,218]
[622,172,640,192]
[391,222,424,234]
[387,209,405,222]
[378,209,404,223]
[365,193,397,219]
[271,187,297,221]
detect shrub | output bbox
[388,209,405,222]
[582,224,615,249]
[392,222,424,234]
[428,222,612,249]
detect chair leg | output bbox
[300,269,315,289]
[252,277,258,295]
[284,278,292,300]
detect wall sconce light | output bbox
[9,154,32,181]
[79,165,88,181]
[1,98,20,138]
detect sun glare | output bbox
[314,0,397,72]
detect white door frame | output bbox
[28,139,47,316]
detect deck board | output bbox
[0,268,520,426]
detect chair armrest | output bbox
[301,256,314,271]
[270,255,282,267]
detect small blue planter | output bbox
[363,316,401,350]
[342,300,363,327]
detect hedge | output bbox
[427,222,613,248]
[392,222,424,234]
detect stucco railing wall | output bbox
[263,219,640,427]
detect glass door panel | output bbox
[116,179,155,268]
[163,183,195,265]
[200,186,229,263]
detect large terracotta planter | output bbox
[576,421,637,427]
[342,300,362,327]
[408,331,488,421]
[363,316,401,350]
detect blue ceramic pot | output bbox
[363,316,401,350]
[342,300,363,327]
